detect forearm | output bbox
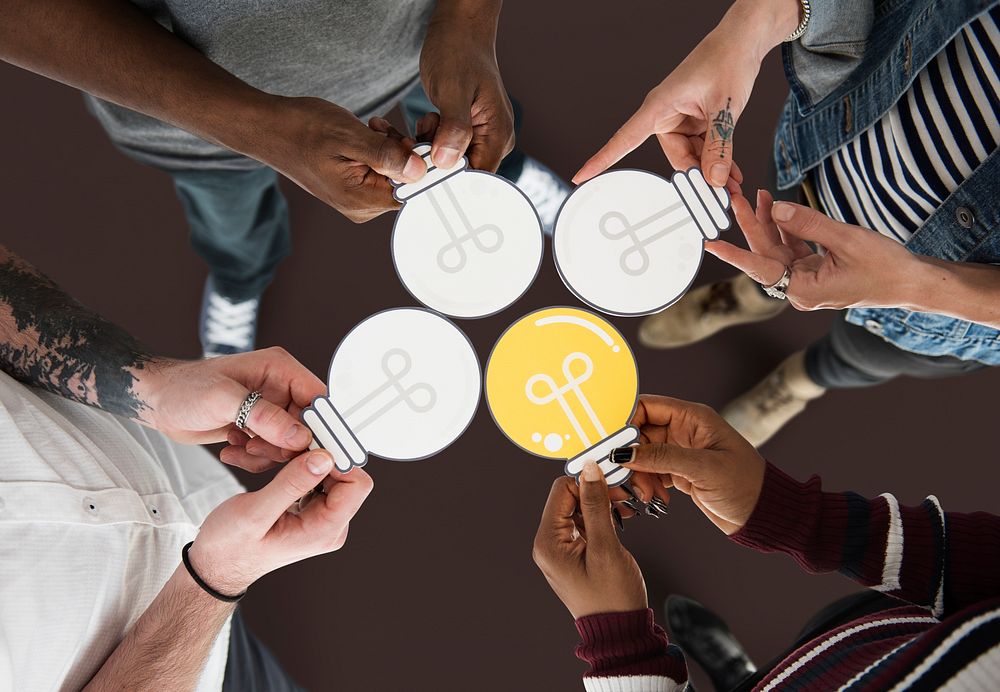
[0,0,278,161]
[715,0,801,63]
[732,463,1000,618]
[84,565,235,691]
[899,256,1000,328]
[0,245,154,420]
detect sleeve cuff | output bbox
[575,609,687,681]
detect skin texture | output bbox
[708,192,1000,328]
[0,0,512,223]
[0,245,322,472]
[85,451,373,689]
[572,0,800,188]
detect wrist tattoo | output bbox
[0,247,152,420]
[708,97,735,159]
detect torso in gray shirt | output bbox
[86,0,436,171]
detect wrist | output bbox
[186,540,256,597]
[721,0,802,62]
[128,357,179,431]
[891,254,947,312]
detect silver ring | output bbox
[235,391,263,430]
[762,266,792,300]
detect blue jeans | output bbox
[172,84,526,301]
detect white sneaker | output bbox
[639,274,788,349]
[721,351,827,447]
[514,156,571,234]
[199,277,260,358]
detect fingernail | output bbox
[285,423,307,445]
[403,154,427,182]
[710,162,729,187]
[623,499,645,513]
[306,451,333,475]
[581,460,602,482]
[611,447,635,465]
[772,202,794,222]
[650,497,670,515]
[756,188,763,208]
[620,483,642,504]
[645,504,661,518]
[432,146,461,168]
[612,506,625,532]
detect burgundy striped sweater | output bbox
[574,463,1000,691]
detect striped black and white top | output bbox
[813,6,1000,242]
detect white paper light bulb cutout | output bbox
[301,308,481,472]
[485,306,640,487]
[391,143,544,319]
[552,167,732,317]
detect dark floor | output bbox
[3,2,998,690]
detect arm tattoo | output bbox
[0,246,152,420]
[709,97,735,159]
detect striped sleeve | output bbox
[731,463,1000,619]
[574,609,688,691]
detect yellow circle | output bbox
[486,307,638,460]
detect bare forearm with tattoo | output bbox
[0,245,151,420]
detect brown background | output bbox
[2,1,997,690]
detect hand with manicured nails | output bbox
[706,192,926,311]
[615,395,765,535]
[533,461,647,618]
[188,449,374,596]
[261,97,428,223]
[137,347,326,473]
[417,0,514,173]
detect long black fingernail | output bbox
[645,504,662,518]
[620,482,642,504]
[622,499,645,513]
[650,497,670,515]
[612,506,625,532]
[611,447,635,465]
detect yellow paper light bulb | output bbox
[485,306,639,486]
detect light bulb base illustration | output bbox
[390,143,543,319]
[302,396,367,473]
[553,167,732,317]
[564,425,638,487]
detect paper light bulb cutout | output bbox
[301,308,481,473]
[390,143,544,319]
[552,167,731,317]
[485,306,639,486]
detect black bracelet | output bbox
[181,541,247,603]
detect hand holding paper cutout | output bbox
[390,143,543,318]
[301,308,480,473]
[486,307,639,487]
[553,168,731,317]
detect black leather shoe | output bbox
[665,595,757,691]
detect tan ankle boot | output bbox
[638,274,788,350]
[721,351,826,447]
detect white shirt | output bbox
[0,371,243,691]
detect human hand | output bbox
[706,192,925,311]
[187,449,374,596]
[614,395,765,535]
[572,0,800,187]
[137,347,326,472]
[533,462,647,618]
[417,0,514,172]
[257,96,427,223]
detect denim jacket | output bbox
[773,0,1000,365]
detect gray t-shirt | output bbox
[85,0,435,171]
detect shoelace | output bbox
[204,293,258,349]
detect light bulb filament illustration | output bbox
[599,198,688,276]
[525,352,605,448]
[428,183,505,273]
[342,348,437,433]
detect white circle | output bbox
[393,171,543,318]
[553,170,707,316]
[543,433,564,452]
[328,309,481,461]
[531,432,542,443]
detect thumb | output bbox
[352,128,427,183]
[429,88,474,169]
[771,202,843,247]
[577,461,617,549]
[251,450,334,523]
[702,97,740,187]
[615,443,710,483]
